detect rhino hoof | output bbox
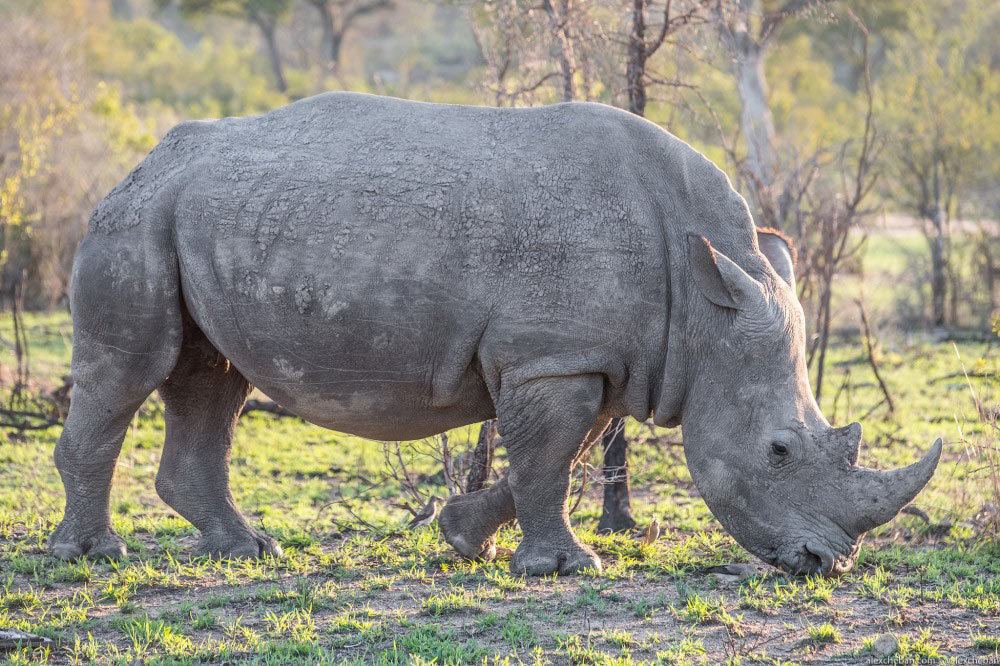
[438,496,499,560]
[510,542,602,576]
[194,529,283,560]
[452,534,497,561]
[49,531,127,561]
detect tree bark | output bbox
[717,23,779,227]
[542,0,577,102]
[626,0,647,116]
[929,156,947,327]
[254,15,288,93]
[597,418,636,534]
[314,0,339,73]
[309,0,391,76]
[734,46,779,216]
[466,420,496,493]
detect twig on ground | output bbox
[928,371,995,384]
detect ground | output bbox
[1,235,999,664]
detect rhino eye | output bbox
[770,442,789,456]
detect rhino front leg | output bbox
[155,326,281,559]
[439,420,513,559]
[501,374,608,576]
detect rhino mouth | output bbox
[771,537,861,576]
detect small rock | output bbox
[0,629,52,651]
[872,633,898,658]
[701,563,759,579]
[701,563,762,585]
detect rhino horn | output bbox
[846,438,942,533]
[832,421,862,464]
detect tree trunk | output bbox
[597,418,636,534]
[543,0,577,102]
[983,234,997,315]
[733,45,779,226]
[929,157,947,327]
[947,252,960,325]
[929,230,947,327]
[466,420,496,493]
[256,17,288,93]
[330,31,345,74]
[626,0,647,116]
[314,1,340,74]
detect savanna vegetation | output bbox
[1,0,998,663]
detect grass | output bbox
[803,622,841,645]
[0,238,999,662]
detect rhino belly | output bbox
[174,223,495,441]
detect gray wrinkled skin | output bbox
[50,92,940,575]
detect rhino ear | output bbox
[756,227,796,290]
[687,234,766,311]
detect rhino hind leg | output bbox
[155,319,282,560]
[500,374,609,576]
[50,389,155,560]
[438,477,516,560]
[50,234,183,560]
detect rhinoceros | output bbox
[50,92,941,576]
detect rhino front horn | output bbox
[848,438,943,533]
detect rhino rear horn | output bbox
[832,422,862,465]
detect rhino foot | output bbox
[194,528,283,560]
[438,493,501,560]
[438,481,517,561]
[510,540,602,576]
[49,526,127,561]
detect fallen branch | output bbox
[0,408,61,431]
[928,371,995,384]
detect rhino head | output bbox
[666,232,940,576]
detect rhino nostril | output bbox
[804,541,834,575]
[799,550,821,574]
